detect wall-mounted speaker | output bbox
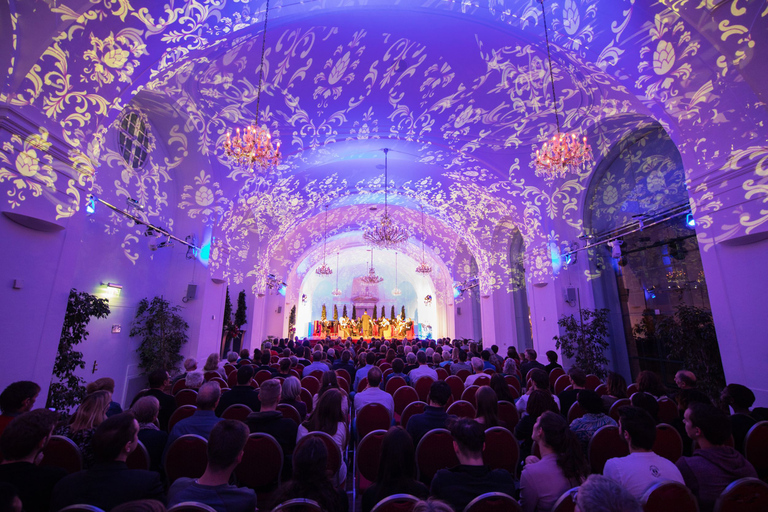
[277,306,282,314]
[186,284,197,300]
[457,307,462,315]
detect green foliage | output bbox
[47,289,110,411]
[390,305,396,320]
[130,296,189,375]
[321,304,327,321]
[634,305,724,400]
[401,306,405,320]
[222,287,233,331]
[352,305,357,320]
[289,305,296,326]
[553,308,611,379]
[333,304,339,321]
[342,305,347,318]
[234,290,247,327]
[373,306,378,320]
[381,306,385,319]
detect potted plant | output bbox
[130,296,189,375]
[553,308,611,379]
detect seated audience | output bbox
[298,388,348,486]
[314,371,349,416]
[130,396,168,474]
[87,377,122,417]
[544,350,563,375]
[332,350,357,383]
[602,371,627,410]
[0,409,66,512]
[720,383,757,454]
[403,352,418,375]
[275,358,292,379]
[517,368,561,416]
[464,357,485,387]
[55,389,111,468]
[569,389,617,453]
[303,351,331,377]
[636,370,666,398]
[671,388,711,456]
[0,381,40,436]
[353,352,377,392]
[225,351,239,366]
[407,381,454,446]
[557,367,587,418]
[520,348,545,377]
[506,346,521,363]
[603,406,684,500]
[676,402,757,512]
[111,499,166,512]
[674,370,697,391]
[631,392,660,423]
[172,358,197,385]
[409,351,439,383]
[520,411,589,512]
[138,369,176,431]
[272,436,348,512]
[450,350,471,375]
[362,427,429,512]
[165,382,222,455]
[574,474,642,512]
[490,373,517,404]
[50,412,164,511]
[280,376,307,421]
[384,357,410,386]
[475,386,504,428]
[203,352,226,378]
[185,371,205,390]
[515,390,559,461]
[215,365,261,417]
[167,420,257,512]
[354,367,394,420]
[430,418,516,512]
[255,352,277,376]
[247,379,297,481]
[480,350,495,371]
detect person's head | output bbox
[578,389,605,415]
[131,396,160,425]
[470,357,483,373]
[507,346,519,359]
[0,381,40,415]
[406,352,417,365]
[341,350,351,363]
[185,371,204,389]
[412,499,455,512]
[239,349,250,360]
[203,353,220,371]
[618,406,656,450]
[630,392,660,421]
[367,367,383,388]
[533,411,590,480]
[259,379,281,408]
[490,373,514,402]
[148,369,169,389]
[278,358,291,374]
[207,419,249,471]
[526,389,559,418]
[480,350,490,362]
[0,483,22,512]
[529,368,548,390]
[546,350,558,364]
[416,351,427,365]
[525,348,537,362]
[475,386,499,425]
[196,382,221,411]
[502,358,517,376]
[282,376,301,401]
[292,435,329,483]
[226,352,239,364]
[605,372,627,399]
[449,418,485,460]
[575,475,642,512]
[86,377,115,395]
[0,409,59,461]
[71,390,111,432]
[377,427,418,483]
[261,352,271,365]
[568,367,587,388]
[674,370,697,390]
[636,370,665,397]
[319,370,339,393]
[236,364,255,386]
[312,351,322,362]
[392,358,405,374]
[721,383,756,412]
[183,358,198,373]
[427,381,451,407]
[458,349,468,362]
[684,402,731,446]
[366,352,376,365]
[92,412,139,463]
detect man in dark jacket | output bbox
[246,379,297,481]
[137,369,176,431]
[519,349,545,380]
[406,381,454,446]
[50,412,165,511]
[216,365,261,416]
[676,402,757,512]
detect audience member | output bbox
[557,367,586,418]
[490,373,517,404]
[214,365,260,417]
[506,346,521,363]
[237,349,250,365]
[631,392,660,423]
[167,420,257,512]
[430,418,516,511]
[407,381,454,446]
[131,396,168,474]
[298,388,348,486]
[515,390,560,462]
[314,371,349,416]
[332,350,356,383]
[544,350,562,375]
[50,412,164,511]
[203,353,226,379]
[0,409,66,512]
[353,352,377,392]
[450,350,471,375]
[409,351,439,383]
[0,483,21,512]
[255,352,277,376]
[480,350,495,371]
[275,358,292,379]
[675,402,757,512]
[520,349,545,378]
[384,357,409,386]
[171,358,197,385]
[464,357,485,387]
[165,382,222,455]
[86,377,122,417]
[54,389,111,468]
[403,352,419,374]
[246,379,297,481]
[412,498,454,512]
[636,370,666,398]
[569,389,617,453]
[517,368,561,416]
[574,474,642,512]
[0,381,40,436]
[280,376,307,421]
[674,370,697,391]
[303,351,330,377]
[720,383,757,454]
[139,369,176,431]
[603,406,684,500]
[354,367,394,420]
[602,371,628,410]
[475,386,504,428]
[520,411,589,512]
[185,371,205,390]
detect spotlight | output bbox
[86,196,96,215]
[126,198,144,211]
[685,213,696,228]
[645,287,657,300]
[609,240,623,259]
[144,227,157,237]
[157,236,173,249]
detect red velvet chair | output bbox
[255,370,273,385]
[551,487,578,512]
[301,375,320,395]
[744,421,768,479]
[641,480,698,512]
[277,403,301,425]
[221,404,252,422]
[473,375,491,387]
[567,401,586,423]
[165,434,208,483]
[436,368,448,381]
[461,385,480,406]
[588,425,629,474]
[355,429,386,491]
[357,403,392,440]
[445,375,465,402]
[549,368,566,390]
[609,398,632,421]
[446,400,476,419]
[464,492,521,512]
[235,433,283,503]
[171,379,188,395]
[272,498,322,512]
[174,389,198,408]
[456,369,470,382]
[40,435,82,474]
[393,385,419,421]
[385,376,408,395]
[498,400,520,430]
[416,429,459,484]
[168,502,217,512]
[653,423,684,463]
[370,494,421,512]
[125,439,150,470]
[209,376,227,389]
[657,397,679,424]
[299,387,314,414]
[60,506,108,512]
[714,477,768,512]
[357,377,369,394]
[594,383,608,397]
[627,383,639,395]
[223,364,236,375]
[335,369,351,384]
[554,374,571,395]
[310,370,325,381]
[400,401,427,430]
[482,427,519,473]
[167,405,196,432]
[414,377,435,402]
[585,374,601,390]
[505,374,522,394]
[203,371,219,382]
[295,432,342,480]
[226,371,239,388]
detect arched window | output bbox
[117,108,152,169]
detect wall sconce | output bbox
[103,282,122,298]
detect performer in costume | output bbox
[380,316,390,339]
[361,310,372,337]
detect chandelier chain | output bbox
[540,0,560,135]
[255,0,270,126]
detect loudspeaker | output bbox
[277,306,282,314]
[566,287,577,303]
[457,307,461,315]
[185,284,197,300]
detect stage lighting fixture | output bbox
[686,213,695,228]
[86,196,96,215]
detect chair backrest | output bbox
[436,367,448,381]
[585,374,601,391]
[174,388,198,408]
[473,375,491,387]
[301,375,320,395]
[554,374,571,395]
[168,502,218,512]
[172,379,188,395]
[498,400,520,429]
[59,506,106,512]
[461,385,480,407]
[358,403,392,439]
[226,371,239,388]
[378,362,392,372]
[445,375,465,402]
[456,369,470,382]
[357,377,369,394]
[337,376,350,394]
[235,432,283,492]
[203,371,219,382]
[641,480,699,512]
[335,368,351,384]
[401,401,427,430]
[713,477,768,512]
[447,400,476,419]
[627,383,639,395]
[549,368,566,389]
[272,498,323,512]
[594,383,608,397]
[294,431,341,476]
[224,363,237,375]
[657,397,678,424]
[255,369,273,385]
[383,368,394,380]
[414,377,434,402]
[416,428,459,483]
[168,405,197,432]
[40,435,83,474]
[221,404,252,422]
[277,403,301,425]
[588,425,629,474]
[125,439,150,470]
[567,401,587,423]
[385,376,408,395]
[393,385,419,416]
[463,492,522,512]
[507,385,520,400]
[505,375,521,394]
[165,434,208,483]
[308,370,324,381]
[356,429,387,487]
[299,387,314,414]
[609,398,632,421]
[370,493,421,512]
[482,427,519,473]
[653,423,684,463]
[551,487,578,512]
[744,421,768,474]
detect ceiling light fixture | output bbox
[223,0,281,173]
[316,204,333,276]
[363,148,409,249]
[415,206,432,275]
[361,249,384,284]
[331,252,342,296]
[534,0,593,181]
[392,252,402,296]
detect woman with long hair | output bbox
[203,353,226,378]
[54,390,111,468]
[490,373,517,404]
[514,390,559,461]
[636,370,666,398]
[297,389,348,485]
[602,371,628,409]
[361,427,428,512]
[280,376,307,421]
[86,377,122,417]
[475,386,504,428]
[313,371,349,415]
[520,411,590,512]
[272,436,348,512]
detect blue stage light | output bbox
[199,242,210,262]
[686,213,695,228]
[86,196,96,215]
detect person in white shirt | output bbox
[408,351,438,384]
[603,406,684,500]
[464,358,485,387]
[516,368,561,416]
[353,367,394,420]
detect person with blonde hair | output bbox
[87,377,122,417]
[203,353,226,378]
[54,390,111,468]
[280,376,307,420]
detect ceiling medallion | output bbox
[331,252,342,296]
[533,0,592,181]
[363,148,409,249]
[391,252,402,296]
[361,249,384,284]
[415,206,432,275]
[223,0,281,173]
[316,204,333,277]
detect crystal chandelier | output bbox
[331,252,342,296]
[363,148,409,249]
[415,206,432,275]
[392,252,402,296]
[533,0,592,181]
[361,249,384,284]
[222,0,282,173]
[316,204,333,276]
